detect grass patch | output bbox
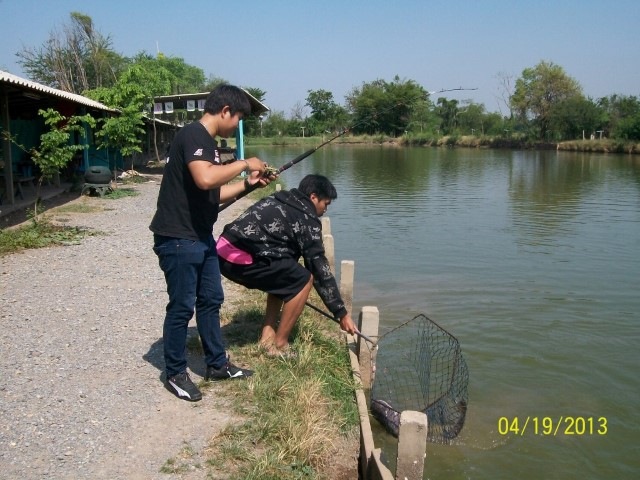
[104,187,139,199]
[557,139,640,154]
[51,202,103,214]
[121,175,148,184]
[201,290,359,480]
[0,184,140,256]
[0,216,100,256]
[143,160,167,171]
[160,442,201,475]
[247,178,286,202]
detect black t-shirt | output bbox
[149,122,221,240]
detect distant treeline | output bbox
[255,66,640,145]
[17,13,640,151]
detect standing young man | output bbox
[150,84,273,401]
[217,174,358,357]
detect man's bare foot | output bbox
[262,343,297,359]
[259,325,276,346]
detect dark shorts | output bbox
[219,256,311,302]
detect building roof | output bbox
[0,69,118,114]
[154,88,270,116]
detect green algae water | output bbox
[248,145,640,479]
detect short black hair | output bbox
[298,174,337,200]
[204,84,252,117]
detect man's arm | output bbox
[219,170,274,203]
[307,253,357,334]
[298,219,358,334]
[188,156,265,191]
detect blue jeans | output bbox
[153,234,226,377]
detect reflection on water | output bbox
[247,145,640,479]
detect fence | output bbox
[322,217,429,480]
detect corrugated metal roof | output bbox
[142,114,176,127]
[154,88,270,115]
[0,69,118,113]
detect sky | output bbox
[1,0,639,116]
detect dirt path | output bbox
[0,176,251,479]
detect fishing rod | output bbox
[428,86,478,95]
[218,85,478,211]
[304,301,377,347]
[218,127,350,211]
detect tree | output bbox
[548,97,605,140]
[495,71,516,118]
[2,109,96,218]
[16,12,126,93]
[242,87,267,136]
[482,112,507,136]
[150,52,206,94]
[306,89,337,123]
[304,89,350,135]
[614,115,640,140]
[455,102,487,135]
[510,61,583,140]
[86,62,172,164]
[290,101,307,122]
[599,94,640,140]
[405,94,437,134]
[347,76,427,136]
[90,97,146,166]
[33,109,96,180]
[262,111,289,137]
[435,98,459,135]
[203,75,228,92]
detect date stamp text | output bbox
[497,416,607,436]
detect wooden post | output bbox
[395,411,428,480]
[321,216,331,235]
[323,233,335,275]
[1,85,16,204]
[321,216,335,276]
[358,306,379,389]
[340,260,354,314]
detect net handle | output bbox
[304,302,377,346]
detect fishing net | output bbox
[369,314,469,444]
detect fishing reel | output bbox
[262,165,279,177]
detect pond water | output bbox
[247,144,640,479]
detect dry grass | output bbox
[198,289,360,480]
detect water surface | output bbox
[247,145,640,479]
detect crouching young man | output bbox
[217,174,358,356]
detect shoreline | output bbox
[244,135,640,154]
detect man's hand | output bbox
[339,313,358,335]
[246,162,278,189]
[243,157,267,175]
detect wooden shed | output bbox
[0,69,118,207]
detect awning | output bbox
[0,69,119,114]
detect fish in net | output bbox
[369,314,469,444]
